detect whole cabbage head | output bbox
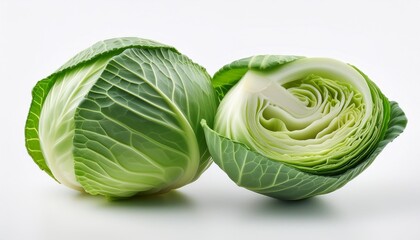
[25,37,217,198]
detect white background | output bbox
[1,0,419,239]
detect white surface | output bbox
[1,0,419,239]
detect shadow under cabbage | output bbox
[74,190,194,210]
[250,196,339,220]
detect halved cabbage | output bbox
[202,55,406,200]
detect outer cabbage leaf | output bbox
[73,47,217,197]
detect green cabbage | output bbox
[202,55,407,200]
[25,37,217,198]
